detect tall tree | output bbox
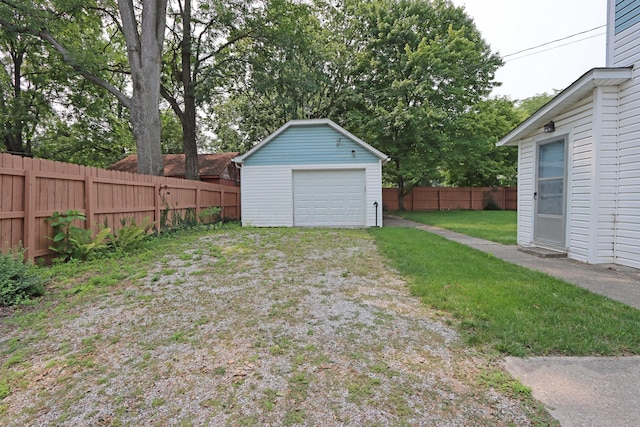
[345,0,502,209]
[0,0,168,176]
[0,22,55,156]
[161,0,262,180]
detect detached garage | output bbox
[233,119,389,228]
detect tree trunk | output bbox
[118,0,168,176]
[181,0,200,181]
[397,179,405,211]
[130,75,164,176]
[3,46,26,155]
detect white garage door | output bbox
[293,169,366,227]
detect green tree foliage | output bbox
[161,0,269,179]
[0,0,518,191]
[443,97,520,187]
[0,1,135,166]
[344,0,502,207]
[515,91,559,119]
[207,0,346,150]
[0,0,168,176]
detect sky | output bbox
[450,0,608,101]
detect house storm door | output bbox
[534,139,566,247]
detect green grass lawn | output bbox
[371,227,640,357]
[391,210,517,245]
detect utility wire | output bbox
[505,32,605,62]
[502,24,606,58]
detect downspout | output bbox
[373,201,379,227]
[373,202,378,227]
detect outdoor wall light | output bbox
[543,121,555,133]
[351,150,356,157]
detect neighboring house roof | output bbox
[108,152,239,177]
[497,67,633,146]
[232,119,390,165]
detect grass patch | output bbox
[391,210,517,245]
[371,227,640,356]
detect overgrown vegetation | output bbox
[371,227,640,356]
[0,247,45,306]
[392,210,517,245]
[46,207,224,263]
[110,217,154,251]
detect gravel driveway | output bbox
[1,228,547,425]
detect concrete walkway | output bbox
[384,215,640,427]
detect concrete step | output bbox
[518,246,567,258]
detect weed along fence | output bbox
[0,153,239,262]
[382,186,517,211]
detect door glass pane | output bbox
[539,141,564,178]
[538,179,564,215]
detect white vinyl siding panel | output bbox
[240,165,294,227]
[614,77,640,268]
[517,141,535,245]
[594,86,622,263]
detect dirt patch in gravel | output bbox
[1,228,549,426]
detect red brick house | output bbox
[108,153,240,186]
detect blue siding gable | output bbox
[616,0,640,34]
[243,124,380,166]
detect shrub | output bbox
[112,217,154,250]
[46,210,111,261]
[483,191,502,210]
[46,209,87,259]
[198,206,222,225]
[0,248,45,306]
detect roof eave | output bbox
[497,67,633,147]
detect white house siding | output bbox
[594,86,623,263]
[517,140,535,246]
[614,71,640,268]
[516,94,596,261]
[240,163,382,228]
[563,95,595,262]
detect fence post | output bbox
[195,186,201,220]
[85,176,95,232]
[155,183,161,233]
[221,189,225,219]
[23,169,36,262]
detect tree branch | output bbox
[37,30,133,109]
[0,14,133,109]
[160,84,184,121]
[117,0,141,73]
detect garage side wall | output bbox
[240,163,383,227]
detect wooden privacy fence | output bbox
[0,153,239,262]
[383,186,517,211]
